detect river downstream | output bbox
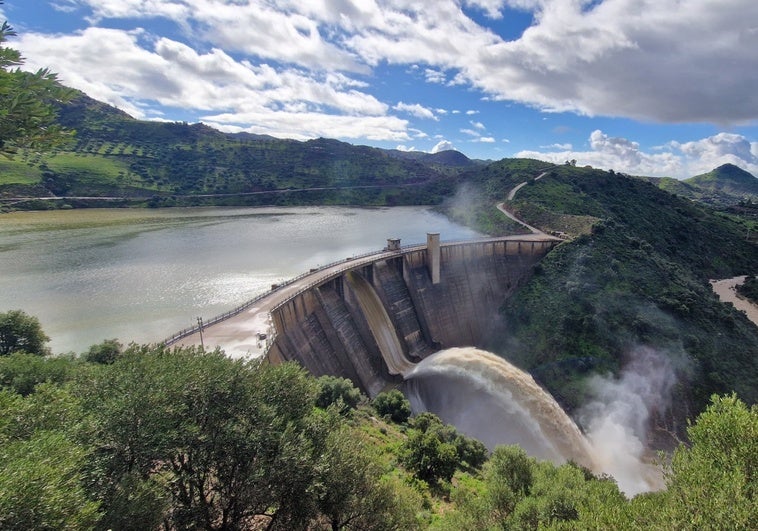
[0,206,480,354]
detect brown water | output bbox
[345,270,413,375]
[404,347,595,467]
[404,347,664,495]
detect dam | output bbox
[172,233,559,396]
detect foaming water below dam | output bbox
[403,347,663,495]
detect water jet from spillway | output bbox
[403,347,664,495]
[403,347,594,468]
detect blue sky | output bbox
[4,0,758,178]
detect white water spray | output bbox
[578,346,673,495]
[404,346,666,495]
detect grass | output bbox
[0,158,43,185]
[43,152,131,183]
[510,202,600,238]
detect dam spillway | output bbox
[263,234,558,395]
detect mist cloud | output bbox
[578,345,683,495]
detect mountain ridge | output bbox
[1,91,755,211]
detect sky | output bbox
[3,0,758,178]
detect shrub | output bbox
[372,389,411,424]
[315,375,362,413]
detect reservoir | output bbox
[0,206,480,354]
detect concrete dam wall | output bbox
[266,236,556,396]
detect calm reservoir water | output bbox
[0,206,480,354]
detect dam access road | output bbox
[171,232,559,359]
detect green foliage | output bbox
[662,393,757,529]
[485,445,535,517]
[409,413,488,469]
[401,428,459,485]
[94,472,166,531]
[83,338,122,364]
[736,274,758,305]
[0,337,754,530]
[400,413,487,487]
[0,430,100,530]
[0,14,73,156]
[489,167,758,416]
[0,309,50,356]
[5,94,463,209]
[437,447,630,530]
[0,383,99,530]
[77,345,324,529]
[685,163,758,201]
[0,352,77,395]
[315,426,423,530]
[315,374,363,414]
[373,389,412,424]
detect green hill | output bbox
[463,164,758,440]
[638,164,757,207]
[686,163,758,196]
[0,92,470,210]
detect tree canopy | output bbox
[0,340,755,529]
[0,8,72,155]
[0,309,50,356]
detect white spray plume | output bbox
[579,345,678,496]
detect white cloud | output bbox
[49,2,79,14]
[205,111,410,142]
[14,1,758,150]
[73,0,190,21]
[466,0,758,123]
[463,0,506,19]
[673,133,758,164]
[516,130,758,178]
[471,120,486,130]
[589,130,643,166]
[195,0,366,73]
[395,144,416,152]
[393,101,438,120]
[431,139,455,153]
[32,1,758,125]
[17,26,407,140]
[461,128,481,137]
[476,136,496,143]
[425,68,447,84]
